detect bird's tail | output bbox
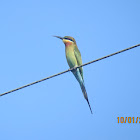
[73,69,93,114]
[80,82,93,114]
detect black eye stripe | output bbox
[69,39,73,41]
[64,38,73,42]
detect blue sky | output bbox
[0,0,140,140]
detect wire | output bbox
[0,44,140,97]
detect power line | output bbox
[0,44,140,97]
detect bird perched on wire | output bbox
[54,36,92,114]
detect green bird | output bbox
[54,36,92,114]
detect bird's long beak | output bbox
[53,36,63,40]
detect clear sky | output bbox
[0,0,140,140]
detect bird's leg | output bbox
[69,66,77,72]
[68,68,71,72]
[73,66,77,70]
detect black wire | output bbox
[0,44,140,97]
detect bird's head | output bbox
[54,36,76,46]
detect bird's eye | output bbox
[64,38,73,42]
[69,39,73,42]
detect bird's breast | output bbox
[65,46,77,68]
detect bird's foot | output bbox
[73,66,77,70]
[68,68,71,72]
[68,66,77,71]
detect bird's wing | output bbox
[74,46,84,80]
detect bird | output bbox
[54,36,92,114]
